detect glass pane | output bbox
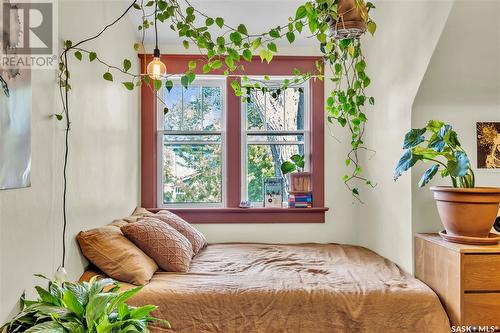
[202,87,222,130]
[163,86,183,130]
[247,143,304,203]
[163,143,222,204]
[246,87,305,131]
[284,88,305,131]
[247,134,304,143]
[164,134,221,142]
[182,86,202,131]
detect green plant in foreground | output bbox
[281,154,305,175]
[394,120,475,188]
[1,275,169,333]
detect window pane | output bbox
[246,87,305,131]
[163,143,222,204]
[202,87,222,130]
[247,134,304,143]
[163,84,223,131]
[247,144,304,203]
[163,86,183,130]
[164,134,221,142]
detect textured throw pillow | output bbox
[155,210,207,255]
[76,225,158,285]
[121,217,193,272]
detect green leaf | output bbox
[62,290,84,318]
[205,17,214,26]
[130,305,157,319]
[412,146,440,159]
[286,32,295,43]
[267,42,277,52]
[153,79,162,91]
[212,59,222,69]
[89,52,97,62]
[122,82,134,90]
[181,75,189,88]
[394,149,421,181]
[133,42,140,51]
[35,286,59,305]
[269,29,280,38]
[403,128,426,149]
[25,321,65,333]
[123,59,132,72]
[426,120,445,133]
[74,51,82,61]
[103,72,113,81]
[229,32,242,46]
[188,60,197,70]
[295,5,307,20]
[55,114,63,121]
[64,40,72,49]
[295,21,303,33]
[182,40,189,49]
[290,154,303,164]
[252,38,262,50]
[418,165,439,187]
[242,49,252,62]
[352,188,360,196]
[447,151,470,178]
[367,21,377,35]
[281,161,296,175]
[237,24,248,35]
[215,17,224,28]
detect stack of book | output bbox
[288,192,312,208]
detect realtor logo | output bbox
[1,0,57,68]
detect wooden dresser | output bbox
[415,233,500,328]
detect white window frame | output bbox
[156,76,227,208]
[240,76,311,204]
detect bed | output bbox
[81,243,451,333]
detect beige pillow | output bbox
[156,210,207,255]
[109,207,155,227]
[121,217,193,272]
[76,225,158,285]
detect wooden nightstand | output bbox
[415,233,500,327]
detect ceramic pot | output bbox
[288,172,312,193]
[430,187,500,238]
[329,0,367,39]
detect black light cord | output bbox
[154,1,159,54]
[58,0,138,269]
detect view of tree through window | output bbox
[161,80,223,205]
[245,82,307,203]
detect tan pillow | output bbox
[121,217,193,272]
[76,226,158,285]
[156,210,207,255]
[109,207,155,227]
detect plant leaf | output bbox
[403,128,426,149]
[122,82,134,90]
[123,59,132,72]
[281,161,296,175]
[153,79,162,91]
[418,165,439,187]
[426,120,444,133]
[74,51,82,61]
[447,151,470,178]
[62,290,84,318]
[24,321,65,333]
[103,72,113,81]
[394,149,421,180]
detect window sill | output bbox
[147,207,329,224]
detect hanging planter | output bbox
[329,0,368,40]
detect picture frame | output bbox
[263,177,284,208]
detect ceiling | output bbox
[127,0,316,46]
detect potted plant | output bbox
[394,120,500,243]
[1,275,169,333]
[281,154,312,193]
[328,0,369,39]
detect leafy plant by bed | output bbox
[394,120,475,188]
[0,275,169,333]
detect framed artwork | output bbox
[476,122,500,169]
[263,177,284,208]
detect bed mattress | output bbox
[82,243,450,333]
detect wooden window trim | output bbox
[140,54,327,223]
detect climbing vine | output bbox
[57,0,377,256]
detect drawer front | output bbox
[463,294,500,326]
[463,254,500,291]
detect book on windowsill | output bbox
[288,192,313,208]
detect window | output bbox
[242,78,309,205]
[158,78,226,207]
[141,54,326,223]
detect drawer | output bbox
[463,294,500,326]
[463,254,500,291]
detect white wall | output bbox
[412,0,500,235]
[0,1,139,322]
[355,0,454,273]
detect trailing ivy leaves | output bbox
[102,72,113,81]
[122,82,134,90]
[123,59,132,72]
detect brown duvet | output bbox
[83,243,450,333]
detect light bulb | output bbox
[54,266,68,283]
[147,49,166,80]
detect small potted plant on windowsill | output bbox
[281,154,312,193]
[394,120,500,244]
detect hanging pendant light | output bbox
[147,2,166,79]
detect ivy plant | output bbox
[394,120,475,188]
[56,0,377,204]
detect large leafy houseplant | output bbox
[394,120,475,188]
[394,120,500,243]
[1,276,169,333]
